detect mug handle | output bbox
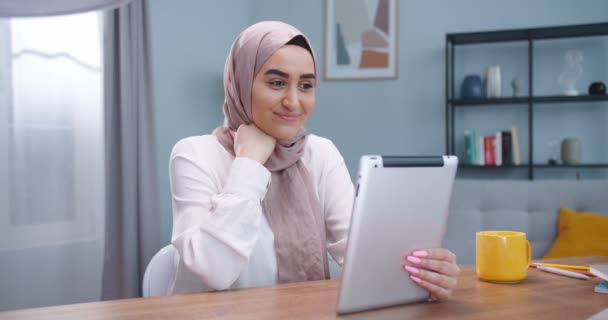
[525,240,531,267]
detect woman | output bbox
[169,21,459,301]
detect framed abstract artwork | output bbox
[324,0,398,80]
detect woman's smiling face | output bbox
[250,44,316,140]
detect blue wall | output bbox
[149,0,250,245]
[150,0,608,244]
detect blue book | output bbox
[595,280,608,294]
[464,130,476,165]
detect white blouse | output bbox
[168,134,354,294]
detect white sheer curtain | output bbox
[0,0,131,17]
[0,12,105,311]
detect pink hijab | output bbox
[213,21,329,283]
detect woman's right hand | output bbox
[233,124,277,165]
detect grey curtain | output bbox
[102,0,161,300]
[0,0,132,17]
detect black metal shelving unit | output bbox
[446,22,608,180]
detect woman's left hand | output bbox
[403,248,460,301]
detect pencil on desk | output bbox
[537,265,590,280]
[559,268,595,277]
[530,264,595,276]
[531,262,590,271]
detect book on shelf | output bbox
[483,136,496,166]
[464,130,476,165]
[463,127,520,166]
[495,132,502,166]
[511,126,521,165]
[501,130,512,165]
[476,134,485,165]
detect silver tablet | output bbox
[336,155,458,314]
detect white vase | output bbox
[485,65,502,98]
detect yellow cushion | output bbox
[543,207,608,259]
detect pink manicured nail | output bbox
[410,275,422,284]
[407,256,422,264]
[404,265,420,275]
[412,250,428,257]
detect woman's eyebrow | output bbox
[264,69,316,80]
[265,69,289,77]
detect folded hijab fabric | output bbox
[213,21,329,283]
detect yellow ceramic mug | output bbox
[476,231,531,282]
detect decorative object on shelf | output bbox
[548,139,559,165]
[561,137,582,165]
[461,75,484,99]
[324,0,398,80]
[484,65,501,98]
[511,77,521,97]
[588,81,606,95]
[557,49,583,96]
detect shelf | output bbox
[450,97,529,106]
[459,164,529,168]
[450,95,608,106]
[447,22,608,45]
[446,22,608,180]
[533,95,608,103]
[533,164,608,168]
[459,164,608,169]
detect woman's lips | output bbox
[274,112,299,122]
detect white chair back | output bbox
[142,244,177,297]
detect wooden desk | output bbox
[1,256,607,320]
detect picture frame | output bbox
[324,0,398,80]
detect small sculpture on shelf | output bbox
[561,137,582,165]
[547,139,559,165]
[557,49,583,96]
[511,77,521,97]
[588,81,606,95]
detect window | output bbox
[0,12,104,250]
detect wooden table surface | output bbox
[1,256,607,320]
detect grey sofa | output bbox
[444,179,608,265]
[327,179,608,278]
